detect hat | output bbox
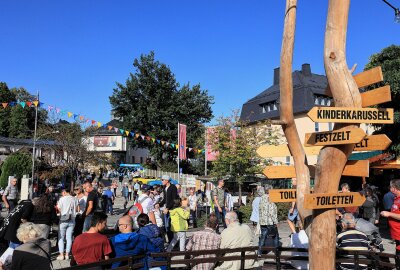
[161,175,170,181]
[141,184,153,192]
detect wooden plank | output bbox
[307,107,394,124]
[269,189,297,202]
[263,160,368,179]
[361,85,391,107]
[304,192,366,209]
[257,144,322,157]
[304,128,366,146]
[353,134,392,151]
[354,66,383,88]
[342,160,369,177]
[325,67,383,96]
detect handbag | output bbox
[60,200,74,222]
[266,224,278,237]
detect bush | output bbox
[0,152,32,188]
[237,201,291,224]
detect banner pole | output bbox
[178,122,180,184]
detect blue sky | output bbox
[0,1,399,126]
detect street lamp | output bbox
[382,0,400,23]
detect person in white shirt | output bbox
[57,189,78,261]
[137,185,156,224]
[73,186,87,237]
[188,189,198,228]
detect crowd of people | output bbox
[1,173,400,269]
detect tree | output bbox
[109,51,213,169]
[365,45,400,154]
[0,82,17,137]
[209,111,280,200]
[9,105,29,138]
[0,151,32,187]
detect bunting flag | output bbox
[0,99,205,155]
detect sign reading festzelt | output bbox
[304,128,366,146]
[307,107,394,124]
[269,189,297,202]
[304,192,366,209]
[353,134,392,151]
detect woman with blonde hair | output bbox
[11,222,51,270]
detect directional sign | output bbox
[307,107,394,124]
[304,128,366,147]
[257,144,323,157]
[263,160,369,179]
[353,134,392,151]
[304,192,366,209]
[269,189,297,202]
[361,85,391,107]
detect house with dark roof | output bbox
[240,63,373,166]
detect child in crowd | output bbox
[167,198,190,252]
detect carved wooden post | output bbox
[309,0,361,269]
[279,0,313,230]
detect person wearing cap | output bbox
[138,184,156,224]
[158,175,179,242]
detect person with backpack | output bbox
[137,185,156,224]
[56,189,78,261]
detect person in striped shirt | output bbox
[337,213,371,270]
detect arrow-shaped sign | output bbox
[304,192,366,210]
[257,144,322,157]
[307,107,394,124]
[269,189,297,202]
[304,128,366,147]
[353,134,392,151]
[263,160,369,179]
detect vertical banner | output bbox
[206,127,218,161]
[178,123,187,160]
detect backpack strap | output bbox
[34,243,53,270]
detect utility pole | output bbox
[30,91,39,199]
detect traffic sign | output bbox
[361,85,391,107]
[353,134,392,151]
[269,189,297,202]
[263,160,368,179]
[307,107,394,124]
[304,128,366,146]
[304,192,366,209]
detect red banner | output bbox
[179,123,187,160]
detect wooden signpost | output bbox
[269,189,297,202]
[304,128,366,146]
[304,192,366,210]
[257,144,323,157]
[307,107,394,124]
[263,160,369,179]
[354,134,392,151]
[361,85,391,108]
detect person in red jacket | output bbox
[381,179,400,254]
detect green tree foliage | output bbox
[209,111,280,198]
[109,51,213,168]
[9,105,29,138]
[365,45,400,154]
[0,82,17,137]
[0,152,32,187]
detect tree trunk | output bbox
[309,1,361,269]
[238,183,242,206]
[279,0,313,231]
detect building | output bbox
[87,119,151,165]
[240,63,374,166]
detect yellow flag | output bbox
[125,131,129,136]
[97,122,102,128]
[175,144,179,150]
[67,112,72,118]
[33,101,39,107]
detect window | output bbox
[261,101,278,113]
[325,98,331,106]
[315,123,319,132]
[140,157,143,164]
[132,156,135,163]
[328,122,333,131]
[285,156,290,165]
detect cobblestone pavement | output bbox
[1,192,387,269]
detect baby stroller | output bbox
[354,218,384,252]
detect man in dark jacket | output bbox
[110,215,159,269]
[158,175,179,242]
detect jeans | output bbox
[59,220,75,254]
[107,199,113,214]
[83,214,93,232]
[167,231,186,251]
[258,225,279,255]
[9,241,20,249]
[214,206,226,230]
[7,199,17,213]
[190,210,197,228]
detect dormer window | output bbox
[261,101,279,113]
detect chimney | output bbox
[273,67,280,85]
[302,63,311,76]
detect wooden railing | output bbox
[61,246,400,270]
